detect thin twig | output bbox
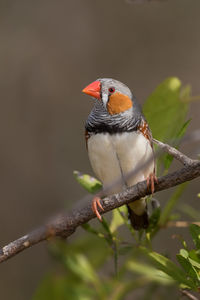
[180,289,199,300]
[166,221,200,228]
[153,138,195,166]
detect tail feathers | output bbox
[127,205,149,230]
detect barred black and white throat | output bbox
[82,78,155,230]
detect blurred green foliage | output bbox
[143,77,189,142]
[73,171,102,194]
[33,78,200,299]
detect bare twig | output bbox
[180,289,199,300]
[153,138,196,166]
[166,221,200,228]
[0,139,199,264]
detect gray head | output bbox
[99,78,132,109]
[83,78,143,133]
[82,78,141,115]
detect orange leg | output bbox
[92,196,104,221]
[146,173,158,194]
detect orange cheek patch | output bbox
[107,92,133,115]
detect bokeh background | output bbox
[0,0,200,299]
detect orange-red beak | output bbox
[82,80,101,99]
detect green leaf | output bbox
[110,206,128,233]
[127,260,175,285]
[178,248,200,273]
[180,249,189,258]
[143,77,190,175]
[179,204,200,220]
[190,224,200,249]
[143,77,188,142]
[65,253,100,285]
[32,273,95,300]
[176,119,191,140]
[141,247,196,289]
[73,171,102,194]
[188,257,200,270]
[177,254,200,282]
[163,119,191,170]
[189,250,200,264]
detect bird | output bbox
[82,78,157,230]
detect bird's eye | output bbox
[108,87,115,93]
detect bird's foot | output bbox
[146,173,158,194]
[92,196,104,221]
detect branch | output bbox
[0,141,200,264]
[153,138,195,166]
[180,289,199,300]
[166,221,200,228]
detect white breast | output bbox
[87,133,123,194]
[87,131,154,196]
[112,132,154,187]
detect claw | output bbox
[92,196,104,221]
[146,173,158,194]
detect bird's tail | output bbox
[127,198,149,230]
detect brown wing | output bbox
[138,120,153,147]
[138,119,156,174]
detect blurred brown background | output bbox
[0,0,199,299]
